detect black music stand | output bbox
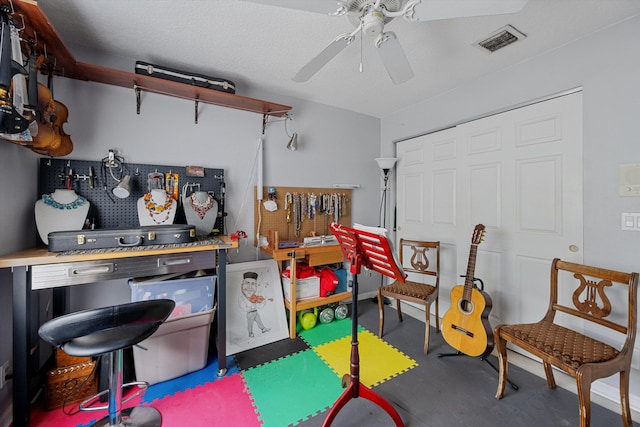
[324,223,406,427]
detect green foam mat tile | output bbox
[298,318,363,347]
[242,349,343,426]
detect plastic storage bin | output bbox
[129,275,216,384]
[282,275,320,301]
[130,275,215,318]
[133,308,215,385]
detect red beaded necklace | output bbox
[189,193,215,219]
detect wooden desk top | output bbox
[0,236,238,268]
[260,243,344,266]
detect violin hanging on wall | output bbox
[28,56,73,156]
[0,3,73,157]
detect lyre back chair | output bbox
[495,259,638,427]
[378,239,440,354]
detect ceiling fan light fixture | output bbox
[362,10,384,36]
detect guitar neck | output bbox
[463,244,478,301]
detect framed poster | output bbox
[225,259,289,355]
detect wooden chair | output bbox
[378,239,440,354]
[495,258,638,427]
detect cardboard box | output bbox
[282,276,320,301]
[133,308,215,385]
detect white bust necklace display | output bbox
[35,189,91,245]
[183,191,218,236]
[137,189,177,226]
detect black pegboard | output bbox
[38,158,225,233]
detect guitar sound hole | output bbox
[458,299,474,314]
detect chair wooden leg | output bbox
[543,361,557,389]
[377,289,385,338]
[576,368,592,427]
[434,297,440,333]
[423,304,430,354]
[396,299,403,322]
[494,330,508,399]
[620,369,633,427]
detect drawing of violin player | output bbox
[238,271,273,338]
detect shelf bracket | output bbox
[262,114,268,135]
[195,96,200,124]
[135,86,141,115]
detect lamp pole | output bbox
[373,158,397,305]
[375,157,397,230]
[380,168,391,229]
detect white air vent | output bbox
[477,25,526,53]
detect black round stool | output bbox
[38,299,175,427]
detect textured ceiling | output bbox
[37,0,640,118]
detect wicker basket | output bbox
[55,348,91,368]
[45,360,98,410]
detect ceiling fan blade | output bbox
[293,35,352,82]
[410,0,528,22]
[237,0,347,15]
[376,32,414,85]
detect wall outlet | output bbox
[0,361,8,389]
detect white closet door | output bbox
[396,92,583,326]
[396,127,459,301]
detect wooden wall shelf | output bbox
[79,62,291,117]
[13,0,292,118]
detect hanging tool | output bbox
[89,166,95,189]
[66,168,74,190]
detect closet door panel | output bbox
[396,92,583,327]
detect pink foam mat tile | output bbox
[29,393,144,427]
[151,373,261,427]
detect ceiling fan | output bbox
[239,0,528,84]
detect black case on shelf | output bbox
[135,61,236,94]
[47,225,196,252]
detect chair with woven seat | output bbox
[495,258,638,427]
[378,239,440,354]
[39,299,175,427]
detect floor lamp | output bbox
[375,157,397,230]
[373,157,397,304]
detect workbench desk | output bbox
[260,243,351,338]
[0,236,237,427]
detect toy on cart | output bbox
[298,302,349,331]
[318,302,349,324]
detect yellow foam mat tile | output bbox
[314,329,417,387]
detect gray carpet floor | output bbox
[297,298,639,427]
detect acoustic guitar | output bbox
[441,224,494,357]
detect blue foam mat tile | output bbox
[142,354,239,403]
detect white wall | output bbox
[381,14,640,411]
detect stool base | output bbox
[90,406,162,427]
